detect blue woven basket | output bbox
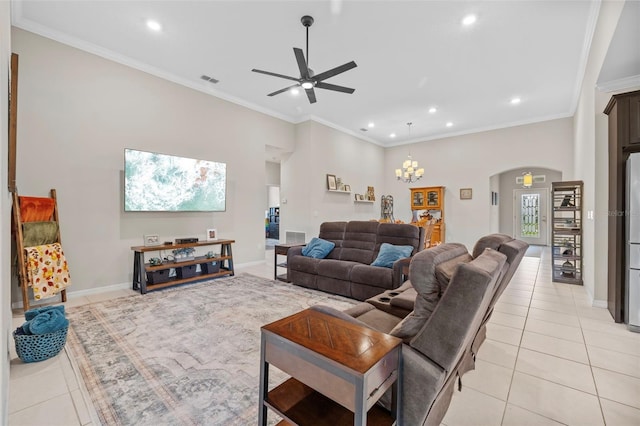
[13,326,68,363]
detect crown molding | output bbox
[596,75,640,92]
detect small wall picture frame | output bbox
[207,228,218,241]
[344,184,351,192]
[326,174,337,190]
[460,188,473,200]
[144,234,161,246]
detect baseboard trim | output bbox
[11,281,131,310]
[592,299,608,309]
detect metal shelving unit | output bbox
[551,181,583,285]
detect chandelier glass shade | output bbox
[395,155,424,183]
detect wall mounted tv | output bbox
[124,148,226,212]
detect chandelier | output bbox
[395,123,424,183]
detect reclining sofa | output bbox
[312,234,528,425]
[287,221,424,301]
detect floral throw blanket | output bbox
[25,243,71,300]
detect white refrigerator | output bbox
[626,153,640,332]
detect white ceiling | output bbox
[10,0,636,148]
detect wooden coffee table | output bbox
[259,308,402,425]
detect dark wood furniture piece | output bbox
[259,308,402,426]
[551,181,583,284]
[274,243,305,281]
[130,239,234,294]
[605,90,640,322]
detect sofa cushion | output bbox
[435,253,472,287]
[371,243,414,268]
[318,221,347,259]
[288,255,321,274]
[340,221,379,264]
[390,287,418,311]
[389,243,470,342]
[302,237,336,259]
[471,233,513,259]
[350,264,393,287]
[318,259,358,281]
[343,302,402,333]
[376,222,422,255]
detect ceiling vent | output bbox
[200,75,219,84]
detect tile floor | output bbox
[8,248,640,425]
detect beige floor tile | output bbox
[508,372,604,425]
[524,317,584,343]
[515,348,596,394]
[583,328,640,357]
[533,286,574,298]
[9,359,69,413]
[520,331,589,364]
[461,359,514,401]
[8,393,81,426]
[531,292,575,305]
[600,398,640,426]
[497,295,531,307]
[476,339,519,369]
[59,351,79,392]
[529,299,577,315]
[502,288,533,300]
[493,302,529,317]
[576,306,615,322]
[507,283,535,293]
[587,345,640,379]
[501,404,565,426]
[592,367,640,409]
[70,388,92,426]
[486,323,524,346]
[580,317,640,340]
[442,387,506,426]
[527,307,581,327]
[488,311,527,330]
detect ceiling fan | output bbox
[252,15,357,104]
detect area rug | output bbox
[65,273,357,425]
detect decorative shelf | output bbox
[354,200,374,204]
[327,189,351,194]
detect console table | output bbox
[131,239,235,294]
[259,308,401,425]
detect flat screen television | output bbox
[124,148,226,212]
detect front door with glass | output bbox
[514,188,548,246]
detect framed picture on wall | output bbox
[326,174,337,190]
[460,188,473,200]
[144,234,161,246]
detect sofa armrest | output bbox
[392,257,411,287]
[286,245,305,277]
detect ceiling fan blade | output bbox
[252,68,300,82]
[268,85,299,97]
[293,48,310,79]
[313,61,357,82]
[315,82,355,94]
[305,88,317,104]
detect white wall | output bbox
[1,1,12,420]
[384,119,574,249]
[281,120,385,240]
[573,0,626,305]
[11,28,294,301]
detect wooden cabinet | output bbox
[410,186,445,245]
[605,90,640,322]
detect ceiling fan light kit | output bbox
[252,15,357,104]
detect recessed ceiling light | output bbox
[290,88,300,95]
[368,122,375,128]
[510,97,521,105]
[146,20,162,32]
[446,122,453,127]
[428,107,437,114]
[390,133,396,138]
[462,15,477,26]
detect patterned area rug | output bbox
[66,273,357,425]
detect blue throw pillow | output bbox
[371,243,414,268]
[302,237,336,259]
